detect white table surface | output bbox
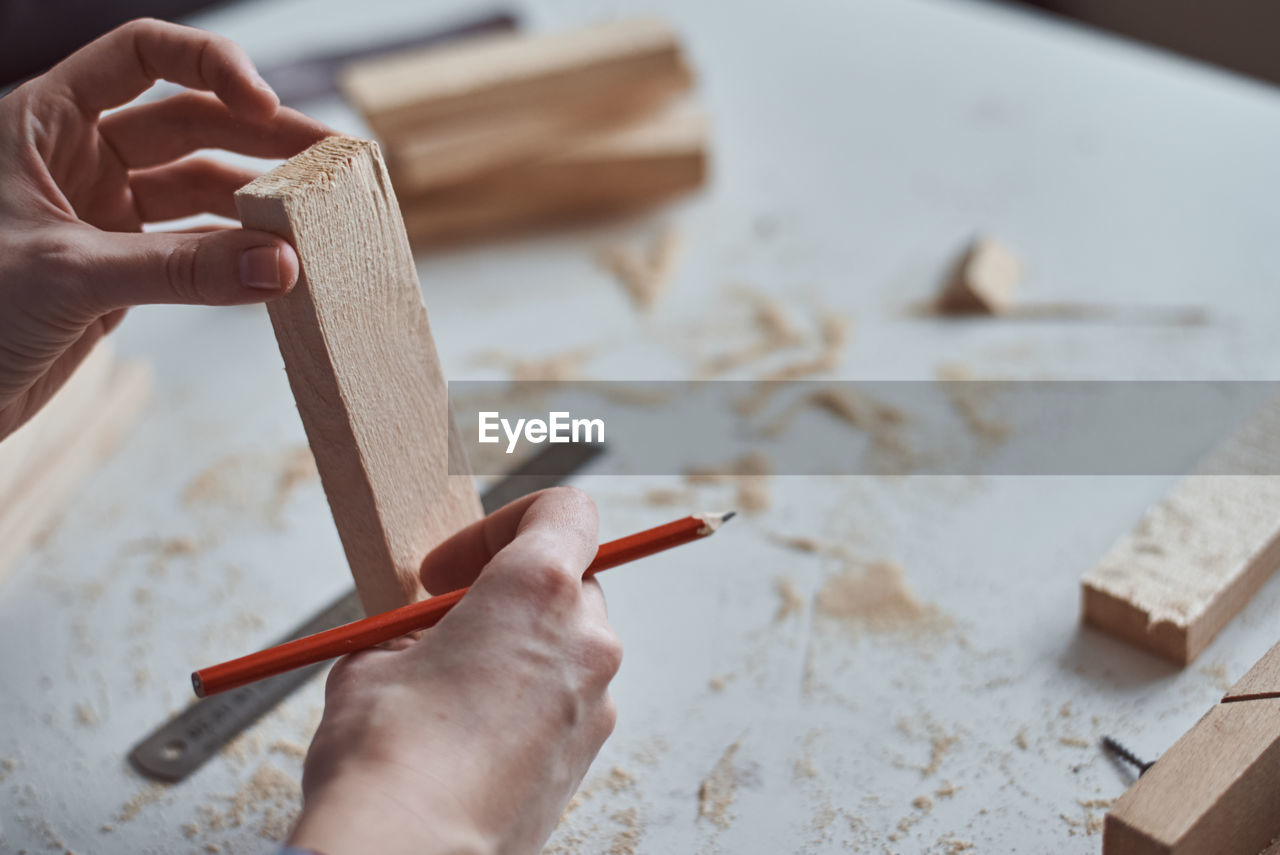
[4,0,1280,852]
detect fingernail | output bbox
[241,246,282,290]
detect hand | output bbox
[291,487,623,855]
[0,19,331,439]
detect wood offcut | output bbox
[236,136,482,616]
[1104,640,1280,854]
[1082,396,1280,665]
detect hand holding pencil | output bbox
[284,487,725,854]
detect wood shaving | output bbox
[699,291,807,376]
[1059,735,1090,748]
[935,781,958,798]
[1015,727,1030,750]
[774,577,806,621]
[73,702,99,727]
[734,314,850,416]
[697,741,741,830]
[936,363,1010,443]
[641,486,694,507]
[685,451,773,514]
[596,226,682,311]
[708,673,734,692]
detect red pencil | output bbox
[192,512,734,697]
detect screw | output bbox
[1101,735,1156,775]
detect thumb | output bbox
[79,227,300,311]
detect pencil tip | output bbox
[693,510,737,534]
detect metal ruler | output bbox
[129,442,604,781]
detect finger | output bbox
[129,157,260,222]
[47,18,277,118]
[419,487,598,594]
[70,227,300,311]
[101,91,331,169]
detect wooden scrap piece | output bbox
[399,103,707,247]
[0,343,150,584]
[341,18,693,195]
[1104,640,1280,854]
[935,237,1020,315]
[1082,396,1280,666]
[236,136,482,615]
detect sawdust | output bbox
[596,226,682,311]
[1015,726,1030,750]
[1059,735,1090,748]
[936,362,1010,443]
[73,702,99,726]
[268,444,318,523]
[697,741,741,830]
[182,821,199,838]
[774,577,807,621]
[698,290,807,376]
[708,673,735,692]
[641,486,694,507]
[269,739,308,760]
[1199,661,1233,691]
[606,807,645,855]
[923,731,958,777]
[938,836,976,853]
[815,559,949,636]
[685,450,773,514]
[199,762,302,840]
[935,780,958,798]
[0,757,15,783]
[117,782,167,822]
[734,313,851,416]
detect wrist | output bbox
[290,771,496,855]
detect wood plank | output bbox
[0,345,150,585]
[1081,396,1280,665]
[236,136,482,616]
[340,18,692,194]
[1104,641,1280,855]
[400,104,707,247]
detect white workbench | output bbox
[4,0,1280,852]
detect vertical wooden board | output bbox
[236,136,482,615]
[1082,396,1280,665]
[1104,693,1280,855]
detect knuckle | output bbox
[596,694,619,738]
[164,240,205,303]
[519,559,580,609]
[582,626,624,680]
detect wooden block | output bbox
[0,343,151,585]
[1104,641,1280,854]
[1082,396,1280,665]
[340,18,693,194]
[400,104,707,247]
[236,136,482,615]
[935,237,1021,315]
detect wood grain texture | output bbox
[1082,396,1280,665]
[400,104,707,247]
[1104,641,1280,855]
[340,18,692,194]
[0,343,150,585]
[235,136,482,615]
